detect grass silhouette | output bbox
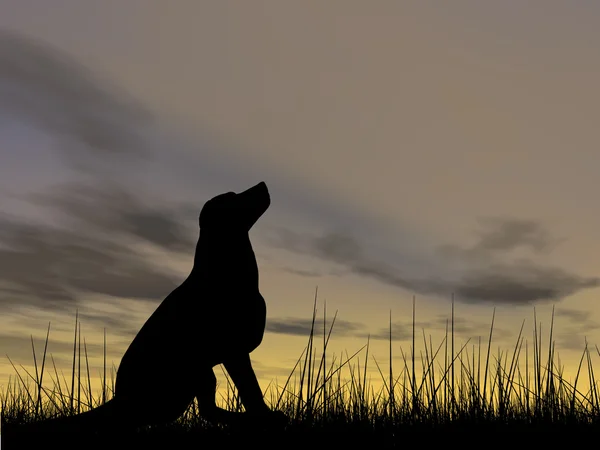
[2,291,600,448]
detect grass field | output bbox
[2,295,600,448]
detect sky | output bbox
[1,1,600,405]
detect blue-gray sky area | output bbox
[1,1,600,397]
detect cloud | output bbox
[0,208,182,313]
[0,29,151,167]
[278,266,347,278]
[552,307,600,351]
[0,332,123,367]
[313,232,364,264]
[367,322,415,341]
[76,310,140,340]
[438,217,565,264]
[23,181,198,253]
[266,309,506,344]
[264,227,438,296]
[368,315,510,342]
[280,267,325,278]
[436,219,599,304]
[0,178,203,313]
[554,333,594,352]
[0,31,206,314]
[0,29,268,193]
[450,261,599,305]
[555,307,593,324]
[266,219,599,306]
[265,228,310,254]
[266,317,365,337]
[473,218,564,253]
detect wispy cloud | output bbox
[0,31,203,314]
[0,29,151,167]
[0,332,123,367]
[555,307,593,324]
[367,322,415,341]
[368,315,510,342]
[24,182,197,253]
[279,267,325,278]
[437,217,565,263]
[0,207,182,312]
[553,307,600,351]
[267,313,507,343]
[266,218,599,306]
[266,317,365,337]
[437,218,598,304]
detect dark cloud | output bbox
[436,219,598,304]
[0,209,181,312]
[266,317,365,337]
[0,29,151,165]
[453,262,600,305]
[266,222,599,306]
[264,227,438,297]
[23,181,198,252]
[0,177,204,313]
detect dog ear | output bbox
[199,193,239,230]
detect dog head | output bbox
[199,181,270,234]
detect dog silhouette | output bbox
[11,181,285,435]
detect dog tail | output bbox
[6,397,123,436]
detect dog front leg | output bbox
[196,366,245,425]
[223,354,288,428]
[222,353,269,414]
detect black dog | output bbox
[11,181,285,434]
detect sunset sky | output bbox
[1,1,600,403]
